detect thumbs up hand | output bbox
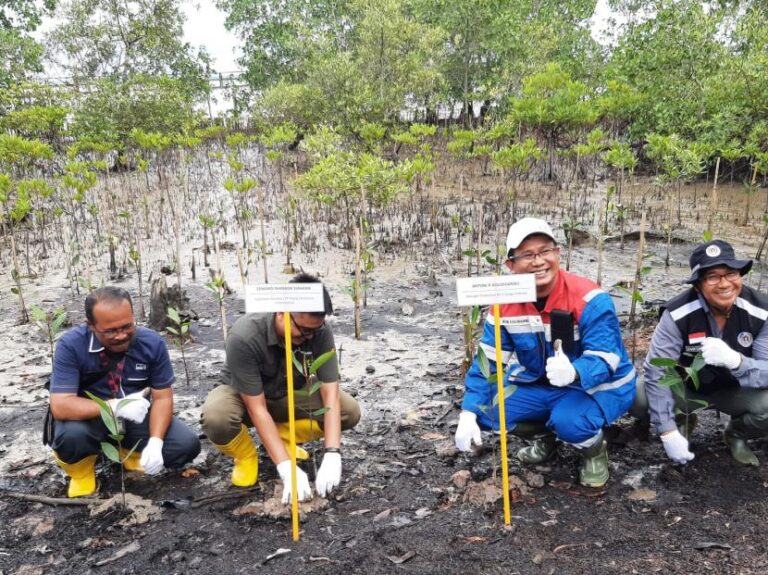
[546,339,577,387]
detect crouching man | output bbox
[642,240,768,466]
[50,287,200,497]
[201,273,360,502]
[454,218,636,487]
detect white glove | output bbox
[315,452,342,497]
[546,344,577,387]
[660,430,695,464]
[277,460,313,504]
[108,391,151,423]
[701,337,742,370]
[139,437,164,475]
[455,410,482,452]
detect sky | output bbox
[182,2,242,74]
[181,0,621,76]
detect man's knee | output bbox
[51,420,99,462]
[340,394,361,430]
[164,420,201,468]
[200,386,244,444]
[550,413,601,445]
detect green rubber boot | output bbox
[517,433,557,464]
[579,432,609,488]
[724,421,759,467]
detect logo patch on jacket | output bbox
[738,332,754,347]
[688,331,706,345]
[135,363,147,371]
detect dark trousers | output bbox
[52,414,200,466]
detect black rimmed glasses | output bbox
[509,246,559,264]
[290,315,325,338]
[702,270,741,286]
[93,322,136,338]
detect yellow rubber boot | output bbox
[276,419,323,460]
[119,447,144,472]
[53,452,98,498]
[212,424,259,487]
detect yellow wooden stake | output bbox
[283,311,300,541]
[492,303,512,526]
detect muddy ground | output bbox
[3,179,768,574]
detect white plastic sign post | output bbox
[243,282,324,541]
[455,273,536,526]
[455,274,536,307]
[244,283,324,313]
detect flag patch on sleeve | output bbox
[688,332,706,345]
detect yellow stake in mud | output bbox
[283,311,300,541]
[493,303,512,526]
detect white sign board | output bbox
[244,284,325,313]
[455,274,536,306]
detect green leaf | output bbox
[294,389,310,398]
[311,407,330,417]
[85,391,118,435]
[650,357,678,368]
[166,327,179,335]
[309,350,336,375]
[658,372,683,389]
[686,368,700,391]
[292,354,305,374]
[101,442,120,463]
[690,352,706,373]
[307,380,323,396]
[492,384,517,406]
[477,346,491,380]
[167,306,180,324]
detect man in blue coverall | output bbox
[454,218,636,487]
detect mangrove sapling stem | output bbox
[665,193,674,269]
[476,203,483,276]
[354,225,362,340]
[629,210,647,362]
[744,164,758,226]
[9,227,29,323]
[596,204,605,287]
[708,157,720,236]
[259,189,268,284]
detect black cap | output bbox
[685,240,752,283]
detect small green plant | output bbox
[30,305,68,369]
[205,275,228,340]
[292,349,337,472]
[84,391,142,507]
[475,345,517,479]
[461,305,484,378]
[650,353,709,440]
[166,306,191,386]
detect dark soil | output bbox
[3,244,768,575]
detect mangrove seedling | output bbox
[650,353,709,440]
[84,391,143,507]
[166,306,191,386]
[30,305,68,370]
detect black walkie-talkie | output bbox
[550,309,574,354]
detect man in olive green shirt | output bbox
[201,274,360,503]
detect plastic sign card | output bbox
[244,284,324,313]
[455,274,536,306]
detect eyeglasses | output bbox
[93,322,136,338]
[702,270,741,286]
[510,246,559,264]
[290,315,324,338]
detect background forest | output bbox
[1,0,768,322]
